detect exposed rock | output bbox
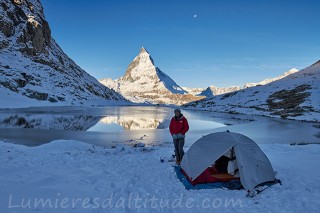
[0,0,127,105]
[24,89,48,100]
[267,84,312,118]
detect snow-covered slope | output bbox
[182,68,299,98]
[184,61,320,122]
[243,68,299,88]
[0,0,127,107]
[1,140,320,212]
[100,47,204,105]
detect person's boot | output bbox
[175,156,181,165]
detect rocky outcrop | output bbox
[0,0,126,105]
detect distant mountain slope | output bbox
[0,0,126,107]
[181,87,204,96]
[184,61,320,122]
[100,47,203,105]
[198,86,241,98]
[243,68,299,88]
[182,68,299,98]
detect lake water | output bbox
[0,106,319,147]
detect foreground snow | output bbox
[0,140,319,212]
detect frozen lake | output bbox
[0,106,319,147]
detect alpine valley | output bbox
[0,0,319,122]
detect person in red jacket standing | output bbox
[169,108,189,165]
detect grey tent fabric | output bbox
[181,132,236,180]
[180,131,276,191]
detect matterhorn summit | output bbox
[122,47,186,94]
[100,47,202,105]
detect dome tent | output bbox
[180,131,276,191]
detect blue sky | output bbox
[42,0,320,88]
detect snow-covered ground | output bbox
[0,106,319,212]
[0,140,319,212]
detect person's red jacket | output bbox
[169,115,189,135]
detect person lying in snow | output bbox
[169,108,189,165]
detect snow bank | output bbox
[0,140,319,212]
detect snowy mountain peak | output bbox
[123,47,156,82]
[140,46,148,53]
[121,47,186,95]
[138,46,152,59]
[100,48,202,105]
[284,68,299,75]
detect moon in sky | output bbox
[193,14,197,18]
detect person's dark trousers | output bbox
[173,138,185,161]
